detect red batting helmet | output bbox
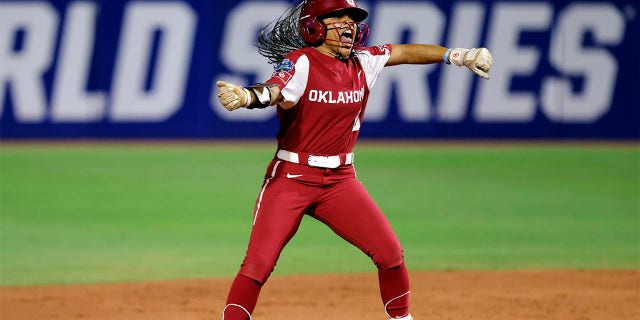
[299,0,369,45]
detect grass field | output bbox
[0,141,638,286]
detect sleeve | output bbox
[355,44,392,89]
[266,54,310,106]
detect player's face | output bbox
[319,14,358,59]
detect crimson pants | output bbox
[224,159,409,319]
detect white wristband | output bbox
[242,88,252,108]
[442,48,452,64]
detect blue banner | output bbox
[0,0,638,139]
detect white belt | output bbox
[276,149,354,169]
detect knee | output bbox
[373,248,405,271]
[239,255,277,284]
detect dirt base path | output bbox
[1,270,638,320]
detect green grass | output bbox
[0,142,638,286]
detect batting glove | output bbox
[446,48,493,80]
[216,81,252,111]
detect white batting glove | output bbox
[216,81,252,111]
[447,48,493,80]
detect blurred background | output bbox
[0,0,638,287]
[0,0,638,139]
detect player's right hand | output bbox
[216,81,251,111]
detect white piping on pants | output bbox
[222,303,252,320]
[384,290,411,319]
[253,160,281,225]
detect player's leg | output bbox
[223,167,313,320]
[223,191,305,319]
[379,263,412,319]
[313,177,411,319]
[223,274,261,320]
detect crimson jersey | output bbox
[266,45,392,155]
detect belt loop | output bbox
[345,153,354,164]
[299,152,310,166]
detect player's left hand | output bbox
[449,48,493,80]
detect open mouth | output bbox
[340,30,354,46]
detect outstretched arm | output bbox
[216,81,288,111]
[386,44,448,66]
[387,44,493,79]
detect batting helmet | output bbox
[299,0,369,45]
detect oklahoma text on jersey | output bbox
[308,88,365,104]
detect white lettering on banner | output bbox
[51,2,105,122]
[475,3,553,122]
[437,2,485,122]
[0,1,630,126]
[212,2,286,121]
[366,2,444,122]
[541,3,625,123]
[111,2,196,121]
[0,3,57,122]
[0,1,197,123]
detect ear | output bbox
[300,18,325,45]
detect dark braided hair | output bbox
[256,1,307,65]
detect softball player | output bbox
[217,0,492,319]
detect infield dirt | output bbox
[1,270,638,320]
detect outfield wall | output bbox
[0,0,638,139]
